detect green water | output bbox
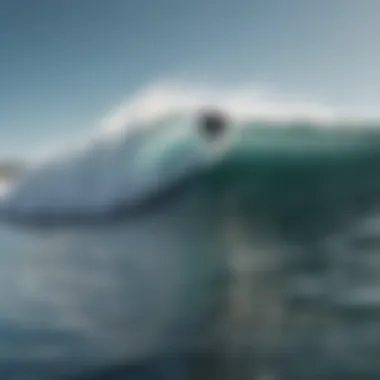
[198,121,380,379]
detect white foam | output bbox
[26,80,380,165]
[100,80,339,136]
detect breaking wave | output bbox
[29,80,380,165]
[2,80,380,379]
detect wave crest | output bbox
[100,81,338,135]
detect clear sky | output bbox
[1,0,380,160]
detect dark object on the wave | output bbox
[198,110,228,141]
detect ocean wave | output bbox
[100,80,380,136]
[4,80,380,224]
[100,81,337,136]
[26,80,380,166]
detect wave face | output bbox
[2,82,380,379]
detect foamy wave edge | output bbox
[100,81,380,135]
[29,80,380,165]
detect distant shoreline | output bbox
[0,163,23,196]
[0,162,24,181]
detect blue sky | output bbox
[1,0,380,160]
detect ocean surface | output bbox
[2,107,380,379]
